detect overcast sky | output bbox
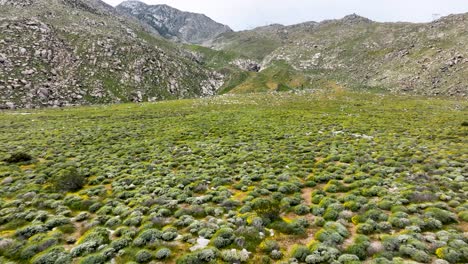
[103,0,468,31]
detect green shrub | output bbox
[425,208,457,224]
[135,249,153,263]
[458,211,468,221]
[133,229,162,246]
[5,152,33,163]
[337,254,360,263]
[211,228,234,248]
[294,204,310,215]
[51,167,86,192]
[290,245,310,262]
[436,246,464,263]
[306,242,340,263]
[31,247,71,264]
[259,239,280,253]
[155,248,171,259]
[345,235,370,260]
[220,249,250,262]
[79,253,107,264]
[110,238,131,251]
[356,223,375,235]
[16,225,47,239]
[270,249,283,260]
[81,228,110,245]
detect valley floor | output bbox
[0,91,467,264]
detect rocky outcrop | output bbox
[117,1,232,44]
[231,59,261,72]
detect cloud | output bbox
[104,0,468,30]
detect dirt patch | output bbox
[341,223,357,249]
[302,187,313,206]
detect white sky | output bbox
[104,0,468,30]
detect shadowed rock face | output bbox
[116,1,232,44]
[0,0,224,109]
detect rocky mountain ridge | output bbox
[116,0,232,44]
[0,0,224,109]
[208,13,468,96]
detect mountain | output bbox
[0,0,224,109]
[116,0,232,44]
[207,14,468,96]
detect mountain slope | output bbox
[0,0,223,109]
[209,14,468,96]
[116,0,232,44]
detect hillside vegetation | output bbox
[0,92,467,263]
[0,0,223,109]
[208,14,468,96]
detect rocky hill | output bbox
[116,0,232,44]
[0,0,224,109]
[208,14,468,96]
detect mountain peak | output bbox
[117,1,232,44]
[119,0,146,8]
[340,13,373,24]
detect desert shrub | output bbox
[79,253,107,264]
[310,205,325,216]
[420,217,442,231]
[155,248,171,259]
[424,208,457,224]
[290,245,310,262]
[176,248,218,264]
[135,249,153,263]
[161,230,178,241]
[399,245,430,263]
[270,219,305,235]
[377,200,393,210]
[270,249,283,260]
[220,249,250,262]
[306,242,340,263]
[75,212,90,222]
[337,254,360,263]
[20,238,58,259]
[389,216,410,229]
[435,246,465,263]
[315,222,349,245]
[294,204,310,215]
[134,229,162,246]
[344,201,360,212]
[376,221,392,232]
[114,227,137,238]
[211,228,234,248]
[259,239,280,253]
[20,244,40,259]
[78,227,110,246]
[102,248,116,259]
[45,217,71,229]
[71,242,99,257]
[5,152,33,163]
[51,167,86,192]
[314,217,326,227]
[110,238,131,251]
[356,222,375,235]
[104,217,121,227]
[31,246,71,264]
[236,226,263,251]
[251,198,279,220]
[16,225,47,239]
[458,211,468,221]
[198,248,218,262]
[345,235,370,260]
